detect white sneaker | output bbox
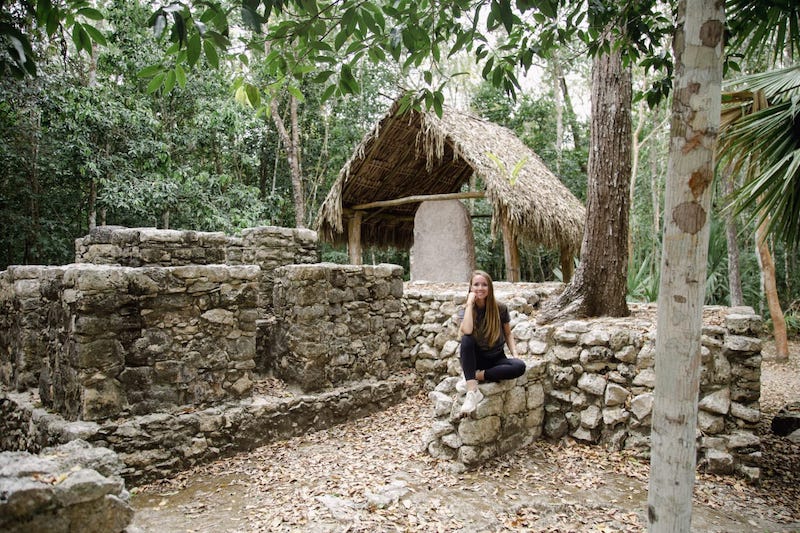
[460,389,484,416]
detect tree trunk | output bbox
[270,94,305,228]
[539,34,632,321]
[650,150,661,277]
[559,74,583,151]
[722,163,744,306]
[88,179,97,231]
[552,58,564,173]
[647,1,724,531]
[756,222,789,360]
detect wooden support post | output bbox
[502,218,521,282]
[348,212,363,265]
[560,246,574,283]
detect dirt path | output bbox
[130,341,800,532]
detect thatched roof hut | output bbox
[315,99,585,280]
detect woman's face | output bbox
[470,274,490,302]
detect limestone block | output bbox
[544,414,568,439]
[577,372,607,396]
[552,366,576,388]
[604,383,629,407]
[528,340,548,355]
[504,387,527,415]
[563,320,590,333]
[698,411,725,434]
[630,393,654,420]
[428,391,454,417]
[725,312,762,335]
[603,406,629,427]
[726,431,760,451]
[442,432,463,449]
[512,322,536,341]
[526,383,545,409]
[580,405,602,429]
[614,345,637,363]
[730,402,760,424]
[632,368,656,388]
[476,395,504,418]
[699,388,731,415]
[635,344,656,371]
[579,329,610,347]
[552,344,580,363]
[571,426,598,443]
[724,335,762,354]
[458,416,501,445]
[704,449,734,474]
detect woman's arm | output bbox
[503,322,518,357]
[460,292,476,335]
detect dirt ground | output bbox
[130,340,800,532]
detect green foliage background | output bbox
[1,0,798,332]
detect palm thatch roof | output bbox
[315,99,585,256]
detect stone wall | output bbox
[0,266,66,393]
[75,225,317,270]
[425,363,547,469]
[1,374,419,485]
[0,440,133,533]
[402,282,562,389]
[75,225,318,313]
[269,263,407,392]
[1,263,261,421]
[403,285,764,479]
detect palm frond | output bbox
[727,0,800,66]
[719,66,800,251]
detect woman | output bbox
[458,270,526,415]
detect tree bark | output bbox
[647,1,724,531]
[722,163,744,306]
[539,33,632,321]
[552,58,564,173]
[756,222,789,360]
[559,73,583,151]
[270,94,305,228]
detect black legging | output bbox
[460,334,526,382]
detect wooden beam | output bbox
[560,246,574,283]
[502,217,521,282]
[348,211,363,265]
[351,191,485,211]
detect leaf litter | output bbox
[132,341,800,532]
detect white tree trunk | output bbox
[647,0,724,531]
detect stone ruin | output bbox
[0,225,767,530]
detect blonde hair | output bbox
[467,270,502,347]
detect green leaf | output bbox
[241,5,262,33]
[82,23,107,46]
[234,85,250,106]
[287,85,305,102]
[46,8,60,36]
[312,70,334,83]
[174,64,186,88]
[339,64,359,95]
[187,33,201,66]
[77,7,104,21]
[320,84,337,103]
[204,39,219,68]
[245,83,261,107]
[146,72,166,94]
[71,22,91,53]
[163,69,176,94]
[137,64,163,78]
